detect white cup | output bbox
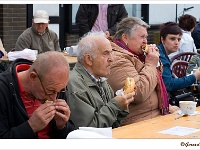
[64,47,70,53]
[69,46,78,56]
[179,101,197,115]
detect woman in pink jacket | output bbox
[107,17,178,125]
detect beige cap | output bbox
[33,10,49,23]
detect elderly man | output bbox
[15,10,61,53]
[66,31,135,129]
[0,51,74,138]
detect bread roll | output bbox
[45,100,53,104]
[123,77,136,94]
[141,44,160,56]
[142,44,148,55]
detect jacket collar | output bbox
[110,41,135,56]
[31,25,49,35]
[74,62,107,87]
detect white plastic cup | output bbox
[179,101,197,115]
[69,46,78,56]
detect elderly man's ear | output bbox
[84,54,93,66]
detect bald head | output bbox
[30,51,69,79]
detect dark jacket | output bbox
[192,23,200,49]
[0,59,74,139]
[76,4,128,37]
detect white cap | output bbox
[33,10,49,23]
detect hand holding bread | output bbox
[142,44,160,56]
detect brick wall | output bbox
[148,29,160,45]
[65,33,79,47]
[0,4,26,52]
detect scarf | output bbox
[115,39,169,115]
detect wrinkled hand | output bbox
[53,99,71,130]
[194,67,200,81]
[145,44,159,67]
[169,104,180,114]
[105,31,110,38]
[115,91,135,110]
[28,103,56,133]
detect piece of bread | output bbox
[45,100,53,104]
[141,44,160,56]
[142,44,148,55]
[123,77,136,94]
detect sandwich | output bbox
[123,77,136,94]
[141,44,160,56]
[45,100,53,104]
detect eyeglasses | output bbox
[33,69,66,98]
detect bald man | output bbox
[0,51,74,138]
[66,31,135,129]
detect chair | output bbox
[170,52,197,64]
[170,60,188,78]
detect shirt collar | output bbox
[82,65,107,84]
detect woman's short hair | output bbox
[114,17,149,40]
[178,14,196,31]
[159,22,182,42]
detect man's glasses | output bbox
[33,69,66,98]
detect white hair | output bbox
[76,31,107,61]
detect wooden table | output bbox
[112,107,200,139]
[0,55,77,65]
[65,55,77,64]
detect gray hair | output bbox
[114,17,150,40]
[76,31,106,61]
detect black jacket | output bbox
[0,59,74,139]
[192,23,200,49]
[76,4,128,37]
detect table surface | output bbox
[0,55,77,65]
[112,107,200,139]
[65,55,77,64]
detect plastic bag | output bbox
[8,49,38,61]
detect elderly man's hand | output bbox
[28,103,56,133]
[53,99,71,130]
[115,91,135,110]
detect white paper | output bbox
[115,89,124,96]
[8,49,37,61]
[66,127,112,139]
[159,126,200,136]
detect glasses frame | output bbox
[33,69,67,100]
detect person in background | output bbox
[15,10,61,53]
[66,31,135,129]
[0,38,7,58]
[158,22,200,97]
[107,17,179,126]
[0,38,9,73]
[192,19,200,50]
[168,14,197,59]
[76,4,128,37]
[187,54,200,74]
[0,51,74,138]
